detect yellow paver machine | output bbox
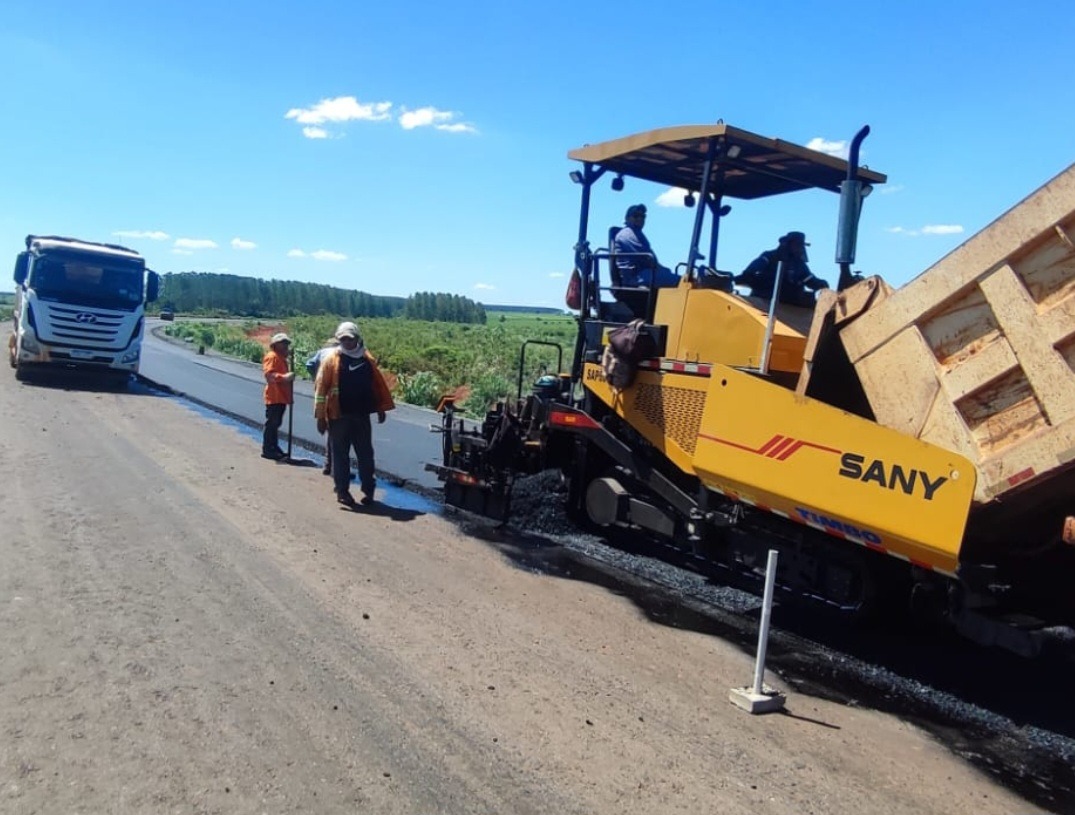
[429,123,1075,655]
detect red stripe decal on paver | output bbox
[766,437,797,458]
[700,431,842,463]
[757,435,784,456]
[775,440,805,460]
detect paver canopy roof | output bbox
[568,124,886,200]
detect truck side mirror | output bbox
[146,270,160,303]
[13,252,28,285]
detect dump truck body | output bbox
[836,164,1075,507]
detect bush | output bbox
[464,371,514,413]
[397,371,443,408]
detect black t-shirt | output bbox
[337,355,374,415]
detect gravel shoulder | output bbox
[0,377,1039,814]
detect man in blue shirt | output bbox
[613,204,680,289]
[306,341,339,475]
[735,231,829,307]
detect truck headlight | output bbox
[20,329,40,354]
[120,347,141,364]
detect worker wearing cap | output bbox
[314,321,395,508]
[261,332,295,460]
[613,204,680,289]
[735,231,829,307]
[306,338,340,475]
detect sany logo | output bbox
[701,432,950,502]
[838,453,948,501]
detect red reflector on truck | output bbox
[549,409,601,430]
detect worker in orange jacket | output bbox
[314,321,394,507]
[261,332,294,460]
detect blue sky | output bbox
[2,0,1071,307]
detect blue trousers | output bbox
[329,413,375,496]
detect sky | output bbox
[1,0,1072,308]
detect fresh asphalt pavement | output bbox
[139,321,445,491]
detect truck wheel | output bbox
[109,373,131,392]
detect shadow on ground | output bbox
[449,505,1075,815]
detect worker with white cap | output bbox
[261,332,295,460]
[313,321,395,507]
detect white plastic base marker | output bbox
[729,549,787,714]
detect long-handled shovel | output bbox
[285,346,295,459]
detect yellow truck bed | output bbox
[831,164,1075,506]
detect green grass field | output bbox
[165,311,578,412]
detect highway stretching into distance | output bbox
[139,319,445,491]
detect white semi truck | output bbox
[9,235,160,384]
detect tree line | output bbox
[158,272,486,324]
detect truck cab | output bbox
[10,235,160,383]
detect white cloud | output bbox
[285,96,392,125]
[231,237,257,250]
[287,249,306,258]
[434,121,478,134]
[548,272,565,278]
[806,137,848,158]
[398,106,477,133]
[879,184,905,195]
[174,238,218,250]
[474,282,495,290]
[311,249,347,262]
[171,248,193,256]
[287,95,478,137]
[399,106,452,130]
[656,187,691,207]
[114,229,169,241]
[886,224,964,237]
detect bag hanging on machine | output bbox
[601,319,657,391]
[565,268,582,310]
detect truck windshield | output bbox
[29,252,145,310]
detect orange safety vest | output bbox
[262,349,293,405]
[313,349,394,420]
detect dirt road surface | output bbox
[0,378,1038,814]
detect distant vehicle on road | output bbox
[159,309,175,321]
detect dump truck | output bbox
[9,235,160,384]
[428,123,1075,655]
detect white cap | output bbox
[334,321,360,340]
[270,332,291,345]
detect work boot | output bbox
[336,490,357,508]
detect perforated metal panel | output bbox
[633,383,707,455]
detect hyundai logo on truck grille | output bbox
[75,313,98,324]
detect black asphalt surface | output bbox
[139,321,444,491]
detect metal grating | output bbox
[633,383,707,455]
